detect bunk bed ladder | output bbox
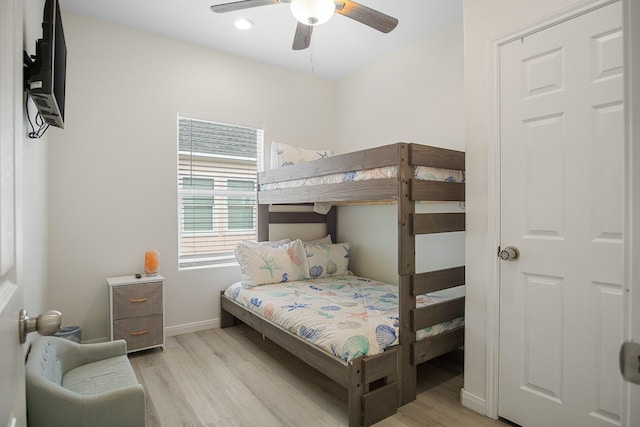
[396,143,417,405]
[398,143,466,405]
[410,267,466,364]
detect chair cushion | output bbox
[62,355,138,394]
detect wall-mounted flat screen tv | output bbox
[25,0,67,129]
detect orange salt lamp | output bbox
[144,249,160,276]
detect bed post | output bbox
[397,143,417,405]
[327,206,337,242]
[347,358,363,427]
[258,203,269,241]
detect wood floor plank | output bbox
[163,333,249,425]
[129,351,164,426]
[133,350,202,426]
[170,331,287,426]
[130,325,511,427]
[220,325,347,417]
[198,328,345,426]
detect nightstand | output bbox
[107,274,165,353]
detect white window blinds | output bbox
[178,117,263,268]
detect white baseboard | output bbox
[165,318,219,337]
[461,388,488,416]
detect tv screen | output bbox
[26,0,66,129]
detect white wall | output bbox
[46,13,337,342]
[335,22,465,284]
[22,129,49,315]
[336,22,465,153]
[462,0,587,415]
[22,0,49,317]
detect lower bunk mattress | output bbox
[224,274,464,362]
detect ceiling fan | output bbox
[210,0,398,51]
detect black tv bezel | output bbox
[25,0,67,129]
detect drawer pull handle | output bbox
[130,330,149,336]
[129,298,148,303]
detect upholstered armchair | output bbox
[25,336,145,427]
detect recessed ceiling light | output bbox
[234,18,254,30]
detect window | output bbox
[182,177,215,232]
[178,117,263,268]
[227,179,255,231]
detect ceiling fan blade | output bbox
[210,0,279,13]
[335,0,398,33]
[292,22,313,50]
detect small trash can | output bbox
[54,326,81,343]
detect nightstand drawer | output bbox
[113,314,163,351]
[112,282,162,320]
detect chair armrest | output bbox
[52,338,128,372]
[77,340,127,365]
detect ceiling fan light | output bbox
[290,0,335,26]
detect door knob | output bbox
[499,246,520,261]
[18,309,62,343]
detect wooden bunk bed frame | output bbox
[220,142,465,427]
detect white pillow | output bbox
[270,142,332,169]
[304,242,350,279]
[305,234,332,244]
[235,239,309,287]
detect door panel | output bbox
[522,273,563,402]
[499,2,624,426]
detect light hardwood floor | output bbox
[129,325,512,427]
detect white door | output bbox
[0,0,26,426]
[498,2,624,426]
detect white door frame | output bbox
[622,0,640,423]
[485,0,626,421]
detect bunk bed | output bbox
[220,142,465,427]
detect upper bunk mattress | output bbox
[259,165,465,191]
[224,274,464,362]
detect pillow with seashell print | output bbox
[237,238,291,248]
[270,141,332,169]
[304,241,350,279]
[235,239,309,287]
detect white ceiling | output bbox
[58,0,462,80]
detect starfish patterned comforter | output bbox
[224,274,465,362]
